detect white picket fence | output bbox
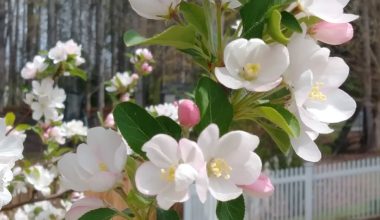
[184,157,380,220]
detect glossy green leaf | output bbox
[257,120,291,154]
[79,208,117,220]
[113,102,164,158]
[5,112,15,126]
[156,116,182,140]
[216,195,245,220]
[268,9,289,44]
[194,77,233,135]
[281,11,302,33]
[251,104,300,137]
[240,0,271,39]
[180,2,208,39]
[157,209,180,220]
[123,25,197,50]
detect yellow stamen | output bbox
[98,162,109,172]
[240,63,261,81]
[309,82,327,101]
[208,158,232,180]
[161,166,176,182]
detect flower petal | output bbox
[175,164,198,192]
[208,177,242,201]
[215,67,244,90]
[197,124,220,161]
[291,131,321,162]
[142,134,179,168]
[305,89,356,123]
[230,152,262,185]
[135,162,167,196]
[179,139,205,170]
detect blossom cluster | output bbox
[130,48,155,76]
[21,40,85,80]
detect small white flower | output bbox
[25,165,57,196]
[298,0,358,23]
[21,201,65,220]
[106,72,137,93]
[129,0,181,20]
[48,41,68,64]
[0,118,25,209]
[215,38,289,92]
[135,135,204,209]
[146,103,179,121]
[58,127,128,192]
[63,40,82,57]
[195,124,262,202]
[284,32,356,162]
[21,56,48,80]
[61,120,88,138]
[135,48,153,61]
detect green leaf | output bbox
[194,77,233,135]
[180,2,208,39]
[216,195,245,220]
[15,124,31,131]
[113,102,164,158]
[251,104,300,137]
[257,120,291,154]
[281,11,302,33]
[240,0,271,39]
[127,189,152,209]
[268,9,289,44]
[68,66,88,81]
[5,112,15,126]
[156,209,180,220]
[123,25,197,50]
[156,116,182,140]
[79,208,117,220]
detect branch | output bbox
[2,190,73,211]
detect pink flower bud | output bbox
[178,99,200,128]
[131,73,139,80]
[240,173,274,198]
[104,113,115,128]
[120,93,131,102]
[141,62,153,74]
[65,197,104,220]
[311,21,354,45]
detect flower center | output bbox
[240,63,261,81]
[309,82,327,101]
[208,158,232,180]
[98,162,109,172]
[161,166,176,182]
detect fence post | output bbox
[305,162,314,220]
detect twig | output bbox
[2,190,73,211]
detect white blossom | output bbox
[21,56,48,80]
[135,135,204,209]
[61,120,88,138]
[195,124,262,202]
[215,38,289,92]
[25,165,57,196]
[146,103,179,121]
[129,0,182,20]
[58,127,128,192]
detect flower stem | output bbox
[216,1,224,66]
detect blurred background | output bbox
[0,0,380,219]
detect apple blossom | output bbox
[135,48,153,61]
[195,124,262,202]
[120,93,131,102]
[25,165,57,196]
[178,99,200,128]
[0,118,25,209]
[298,0,359,23]
[135,135,204,209]
[61,120,88,138]
[18,201,65,220]
[43,126,66,144]
[58,127,128,192]
[141,62,153,74]
[147,102,179,122]
[215,38,289,92]
[240,173,274,198]
[65,197,105,220]
[106,72,137,93]
[310,21,354,45]
[21,56,48,80]
[129,0,181,20]
[48,41,68,64]
[48,40,84,64]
